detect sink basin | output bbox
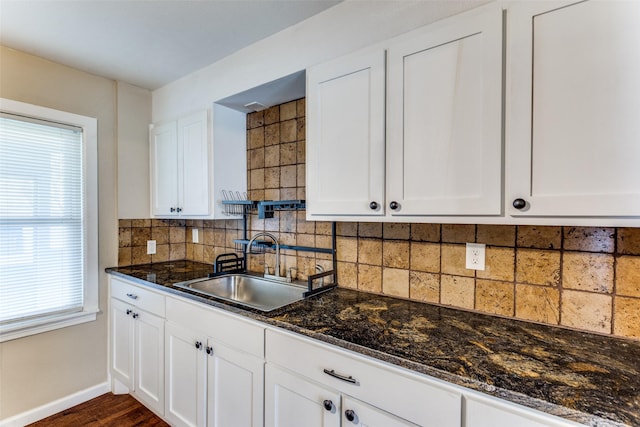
[174,274,306,312]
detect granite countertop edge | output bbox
[105,265,636,427]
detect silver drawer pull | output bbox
[126,293,138,300]
[323,368,358,385]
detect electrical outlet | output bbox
[465,243,485,270]
[192,228,199,243]
[147,240,156,255]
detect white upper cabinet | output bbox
[150,120,179,216]
[306,49,386,217]
[306,5,503,221]
[180,111,211,216]
[386,6,503,217]
[151,110,209,217]
[507,0,640,218]
[150,106,246,219]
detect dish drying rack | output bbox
[217,190,336,297]
[221,190,306,219]
[221,190,255,216]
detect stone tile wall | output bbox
[118,98,640,340]
[118,219,189,265]
[332,223,640,340]
[118,218,243,266]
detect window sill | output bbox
[0,309,99,343]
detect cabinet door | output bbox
[179,110,210,216]
[207,341,264,427]
[508,1,640,217]
[134,310,165,415]
[306,48,386,217]
[265,365,340,427]
[111,299,134,389]
[387,6,503,216]
[165,322,207,427]
[211,104,247,219]
[150,120,179,216]
[342,396,419,427]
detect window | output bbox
[0,99,98,342]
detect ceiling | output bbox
[0,0,342,90]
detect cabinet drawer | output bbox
[166,296,264,357]
[464,393,583,427]
[266,329,461,427]
[111,278,166,317]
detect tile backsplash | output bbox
[118,98,640,341]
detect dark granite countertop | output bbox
[106,261,640,427]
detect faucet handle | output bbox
[287,267,297,281]
[264,262,270,275]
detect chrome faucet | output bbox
[247,232,288,282]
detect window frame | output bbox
[0,98,99,342]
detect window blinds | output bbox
[0,113,85,324]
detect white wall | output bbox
[0,46,117,420]
[117,82,151,219]
[152,0,491,122]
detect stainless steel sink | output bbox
[174,274,306,312]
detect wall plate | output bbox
[466,243,485,270]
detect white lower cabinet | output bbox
[265,366,420,427]
[464,394,584,427]
[265,329,461,427]
[265,365,341,427]
[165,321,204,427]
[109,276,586,427]
[132,307,165,413]
[111,298,134,389]
[164,297,264,427]
[207,341,264,427]
[266,366,415,427]
[110,279,165,416]
[264,327,583,427]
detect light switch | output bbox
[147,240,156,255]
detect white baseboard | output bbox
[0,382,110,427]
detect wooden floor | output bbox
[28,393,169,426]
